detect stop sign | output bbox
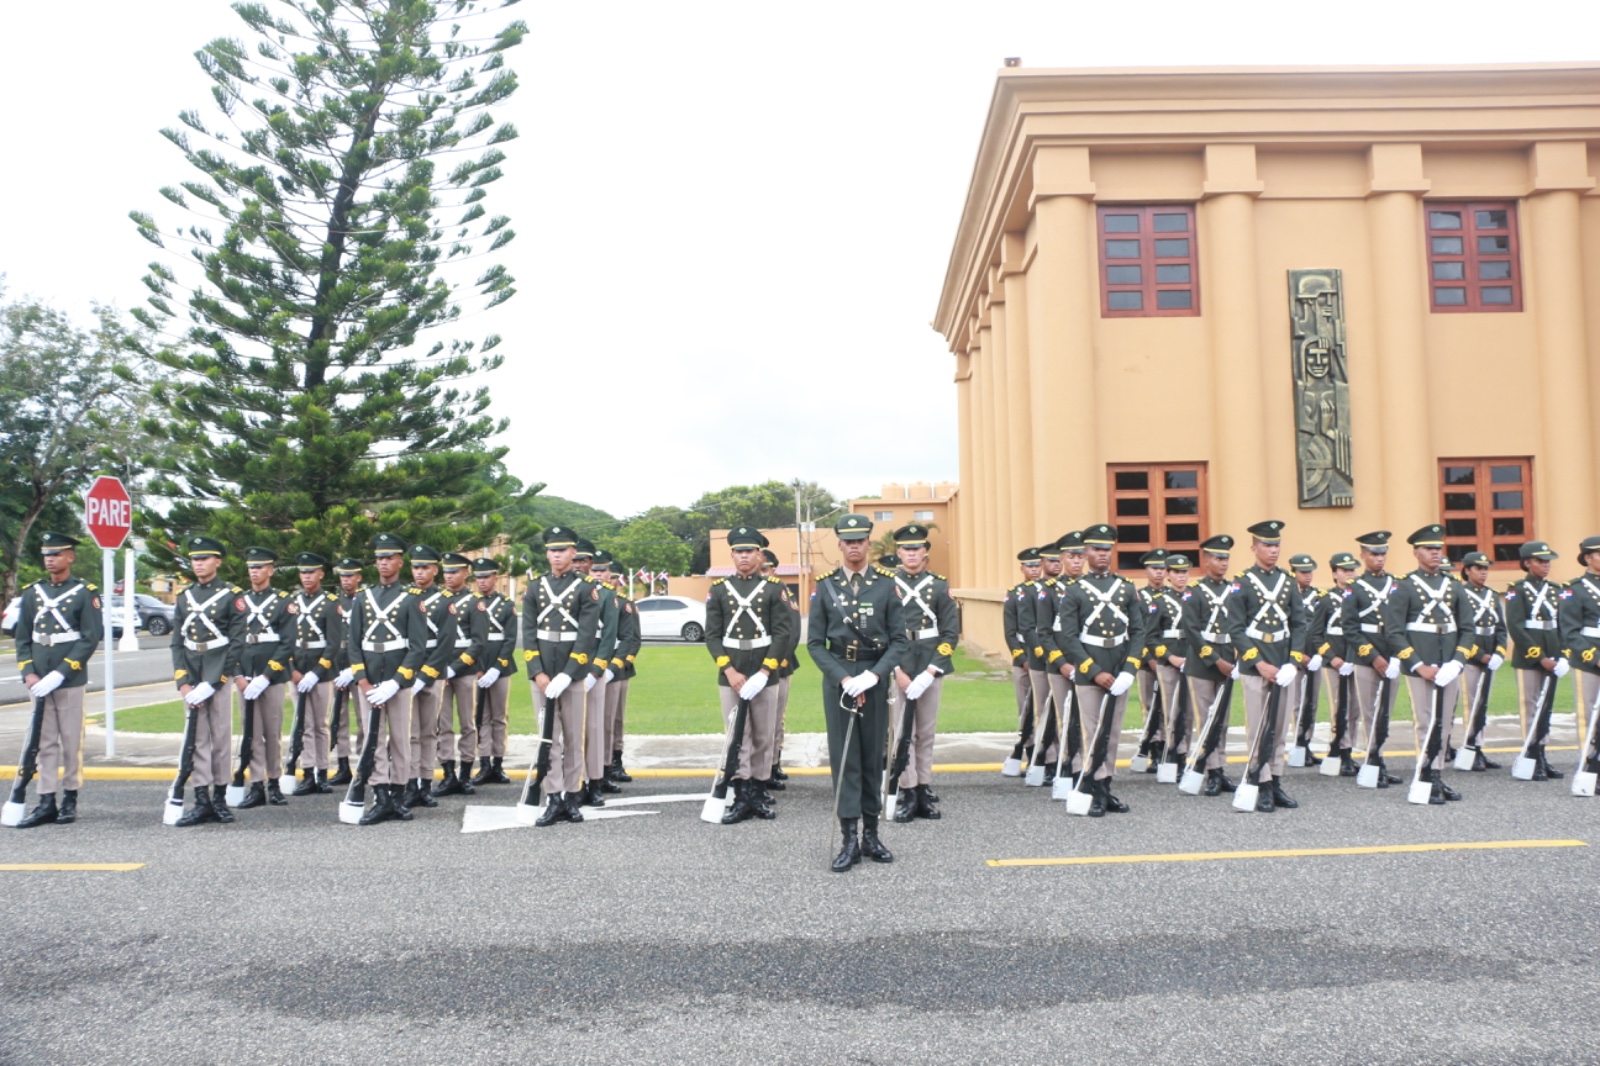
[84,475,133,550]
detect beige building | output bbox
[935,63,1600,655]
[847,482,960,574]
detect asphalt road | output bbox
[3,761,1599,1063]
[0,645,174,709]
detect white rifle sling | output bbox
[485,594,507,640]
[1244,571,1290,641]
[1523,580,1558,630]
[182,587,232,651]
[1356,575,1394,633]
[723,580,772,649]
[1079,577,1130,647]
[295,593,329,649]
[1197,582,1233,643]
[240,592,281,645]
[1405,574,1458,633]
[535,576,582,641]
[31,582,85,645]
[896,574,941,639]
[361,587,406,651]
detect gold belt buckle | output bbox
[845,643,858,663]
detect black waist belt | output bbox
[829,641,883,664]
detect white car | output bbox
[1,597,18,637]
[635,595,707,642]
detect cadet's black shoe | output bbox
[762,773,785,792]
[1470,748,1497,771]
[433,762,463,797]
[1340,753,1361,777]
[54,790,77,825]
[314,769,333,794]
[721,781,755,824]
[396,782,416,814]
[359,787,396,825]
[751,786,777,821]
[563,792,585,823]
[892,788,917,823]
[1436,772,1461,801]
[769,762,786,783]
[1087,781,1106,817]
[1202,769,1223,797]
[1102,785,1130,814]
[1041,763,1057,785]
[861,816,893,863]
[1270,783,1298,809]
[832,819,861,872]
[1428,778,1447,805]
[174,790,216,827]
[211,785,234,824]
[266,780,289,806]
[487,757,512,785]
[292,770,319,797]
[581,781,605,808]
[238,782,267,810]
[917,784,942,820]
[470,757,494,786]
[599,775,622,794]
[611,752,634,783]
[1254,784,1276,813]
[1531,758,1550,781]
[457,770,475,795]
[1148,740,1166,767]
[327,757,353,786]
[17,794,58,829]
[1446,745,1458,764]
[415,778,439,807]
[534,795,564,827]
[1539,748,1564,779]
[1214,771,1237,794]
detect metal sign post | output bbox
[84,476,133,757]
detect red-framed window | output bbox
[1096,205,1200,318]
[1107,463,1208,573]
[1439,458,1534,567]
[1425,202,1522,313]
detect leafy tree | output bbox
[128,0,528,579]
[631,480,840,574]
[528,494,617,536]
[0,293,165,601]
[599,518,691,577]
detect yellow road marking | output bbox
[0,863,145,872]
[988,839,1587,868]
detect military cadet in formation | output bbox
[288,551,341,795]
[403,545,453,811]
[10,532,104,827]
[1383,524,1467,803]
[432,552,480,797]
[1024,542,1061,774]
[236,547,296,809]
[1042,531,1087,776]
[1560,536,1600,779]
[521,526,602,826]
[1146,551,1189,772]
[346,533,428,825]
[571,539,620,806]
[1342,531,1402,785]
[1454,551,1506,770]
[1000,546,1043,775]
[169,536,247,826]
[1133,549,1169,769]
[1504,540,1568,780]
[1181,534,1239,795]
[808,514,908,871]
[763,548,801,783]
[705,527,795,824]
[1057,524,1151,816]
[598,557,641,787]
[467,556,517,786]
[1320,551,1361,773]
[887,523,959,822]
[1288,553,1332,765]
[327,557,366,785]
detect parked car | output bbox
[3,594,130,639]
[635,595,707,642]
[1,597,18,637]
[109,593,176,636]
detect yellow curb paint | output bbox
[987,839,1588,868]
[0,863,145,872]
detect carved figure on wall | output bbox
[1289,269,1353,508]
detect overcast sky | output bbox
[0,1,1588,519]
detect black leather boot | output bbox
[1214,770,1237,793]
[174,788,216,827]
[769,760,786,783]
[1144,740,1164,772]
[1086,778,1106,817]
[1428,770,1447,805]
[1471,747,1499,771]
[1202,768,1222,797]
[721,780,755,825]
[315,768,333,794]
[892,787,917,823]
[534,794,564,827]
[1254,779,1276,813]
[599,770,622,794]
[211,785,234,824]
[917,784,941,820]
[1340,752,1360,777]
[832,818,861,872]
[1435,769,1461,801]
[17,793,57,829]
[395,781,416,814]
[359,785,395,825]
[266,779,288,806]
[582,779,605,808]
[1530,746,1550,781]
[1102,780,1129,814]
[292,768,319,797]
[861,815,893,863]
[55,790,77,824]
[1377,757,1402,786]
[611,751,633,783]
[1539,746,1564,779]
[1270,781,1298,809]
[761,771,785,792]
[432,761,459,797]
[412,778,438,807]
[457,764,476,795]
[488,757,512,784]
[327,757,352,786]
[238,781,267,809]
[563,791,585,823]
[389,784,413,821]
[750,783,776,820]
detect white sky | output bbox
[0,1,1589,518]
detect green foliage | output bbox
[633,479,839,574]
[528,494,617,536]
[129,0,528,579]
[599,517,692,576]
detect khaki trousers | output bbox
[1185,677,1230,771]
[1153,663,1183,753]
[1405,674,1460,772]
[479,676,509,759]
[245,682,286,782]
[410,679,440,781]
[1028,669,1056,761]
[584,677,610,782]
[542,681,587,795]
[1458,662,1493,748]
[331,682,358,758]
[1351,665,1396,754]
[357,687,411,786]
[35,685,86,793]
[1516,668,1560,744]
[1012,665,1032,741]
[774,675,791,758]
[188,687,233,789]
[1048,671,1078,773]
[1075,684,1127,781]
[606,677,629,755]
[295,681,332,770]
[1576,669,1600,765]
[1288,668,1322,749]
[435,674,479,765]
[890,675,943,788]
[719,684,779,780]
[1240,675,1293,781]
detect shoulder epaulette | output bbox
[934,572,947,581]
[408,585,423,594]
[816,568,838,581]
[874,565,894,576]
[231,585,244,593]
[327,591,339,601]
[85,582,98,592]
[767,575,782,584]
[711,577,726,586]
[277,590,289,598]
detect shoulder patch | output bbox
[86,583,99,592]
[277,590,288,598]
[286,601,298,614]
[231,586,244,594]
[408,585,422,594]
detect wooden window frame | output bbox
[1439,457,1534,568]
[1424,201,1523,313]
[1106,462,1209,573]
[1096,205,1201,318]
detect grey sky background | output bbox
[0,1,1588,518]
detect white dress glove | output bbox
[1553,658,1571,678]
[1486,653,1504,672]
[411,677,426,695]
[1338,661,1356,677]
[1384,658,1402,680]
[603,668,615,684]
[543,673,571,700]
[243,675,270,701]
[737,672,769,701]
[1108,671,1135,698]
[369,678,401,705]
[334,668,355,689]
[477,667,501,689]
[905,671,935,701]
[1275,662,1298,688]
[583,674,597,693]
[1433,660,1463,688]
[296,672,320,694]
[1306,654,1323,673]
[446,667,456,680]
[29,671,65,699]
[186,680,216,706]
[842,671,880,698]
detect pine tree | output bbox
[129,0,528,577]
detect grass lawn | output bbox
[95,645,1533,736]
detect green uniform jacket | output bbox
[1559,573,1600,676]
[1383,569,1472,669]
[1226,565,1309,675]
[171,578,249,689]
[1321,586,1349,662]
[1341,571,1398,667]
[345,580,429,686]
[438,586,482,678]
[1301,586,1333,660]
[290,588,343,676]
[1149,586,1187,666]
[706,574,795,686]
[1504,575,1566,671]
[1455,580,1507,667]
[1002,580,1034,667]
[891,567,959,677]
[236,587,295,683]
[806,566,909,687]
[467,588,520,678]
[334,587,361,673]
[613,594,641,680]
[520,571,602,681]
[591,583,620,680]
[775,583,803,679]
[15,576,103,687]
[1181,576,1238,683]
[1058,571,1152,680]
[411,583,459,682]
[1035,576,1072,670]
